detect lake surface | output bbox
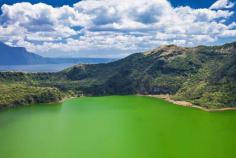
[0,96,236,158]
[0,64,76,72]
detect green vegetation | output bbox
[0,82,63,110]
[0,41,235,109]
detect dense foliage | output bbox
[0,82,63,110]
[0,42,235,109]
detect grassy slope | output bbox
[0,42,235,109]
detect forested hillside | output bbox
[0,42,235,109]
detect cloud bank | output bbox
[0,0,235,57]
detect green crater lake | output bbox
[1,96,236,158]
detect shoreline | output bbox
[140,94,236,112]
[1,95,236,112]
[52,95,236,112]
[60,96,77,103]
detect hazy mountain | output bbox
[0,42,46,65]
[0,42,114,65]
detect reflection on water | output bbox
[0,103,63,128]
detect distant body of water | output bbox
[0,64,76,72]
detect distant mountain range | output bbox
[0,42,114,65]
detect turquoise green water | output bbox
[1,96,236,158]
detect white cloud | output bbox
[0,0,235,57]
[210,0,235,10]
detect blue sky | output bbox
[0,0,235,57]
[0,0,219,8]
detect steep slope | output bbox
[63,44,209,94]
[174,43,236,108]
